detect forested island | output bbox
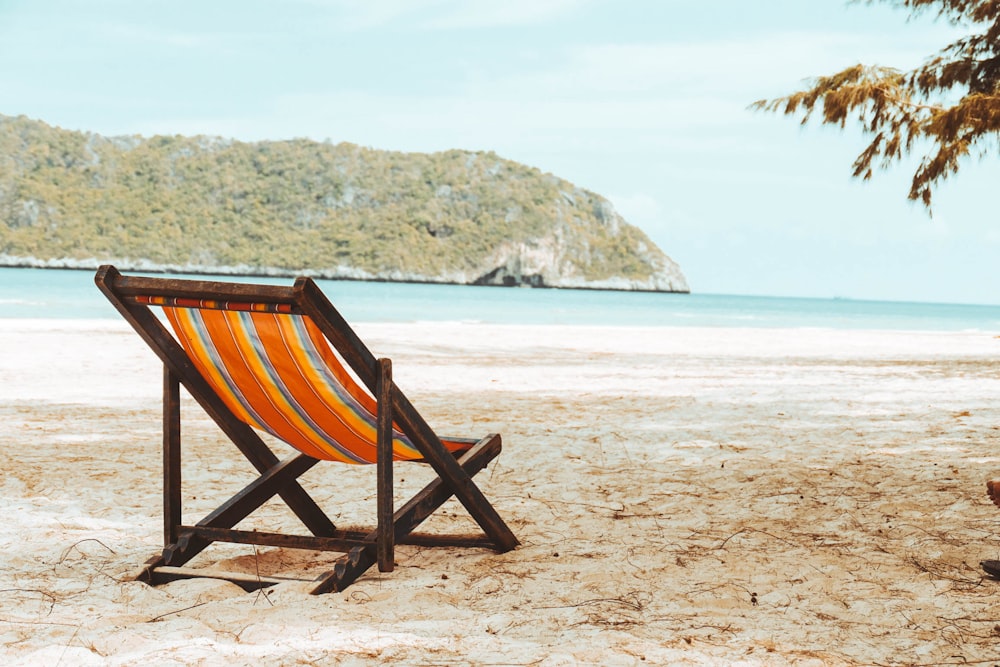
[0,114,688,292]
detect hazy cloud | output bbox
[298,0,590,30]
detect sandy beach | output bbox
[2,318,1000,666]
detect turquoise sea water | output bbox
[2,266,1000,332]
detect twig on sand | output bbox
[57,539,115,563]
[0,588,58,615]
[520,494,626,517]
[146,602,210,622]
[715,528,747,549]
[0,618,79,628]
[874,660,1000,667]
[715,527,799,550]
[54,624,81,667]
[252,545,274,607]
[532,590,650,612]
[908,556,983,586]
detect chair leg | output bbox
[163,367,182,547]
[310,433,504,594]
[134,452,323,587]
[376,358,394,573]
[160,453,322,567]
[391,392,519,553]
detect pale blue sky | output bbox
[1,0,996,304]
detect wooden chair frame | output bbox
[95,265,518,594]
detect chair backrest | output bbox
[143,296,423,463]
[94,266,468,464]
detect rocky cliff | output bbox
[0,114,688,292]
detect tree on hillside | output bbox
[753,0,1000,209]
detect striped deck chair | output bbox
[96,265,518,594]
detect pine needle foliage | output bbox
[753,0,1000,209]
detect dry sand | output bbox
[2,318,1000,666]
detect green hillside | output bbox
[0,114,688,291]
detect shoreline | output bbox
[0,257,691,295]
[10,264,1000,313]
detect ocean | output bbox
[2,266,1000,332]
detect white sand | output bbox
[2,319,1000,665]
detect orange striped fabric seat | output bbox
[154,303,469,464]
